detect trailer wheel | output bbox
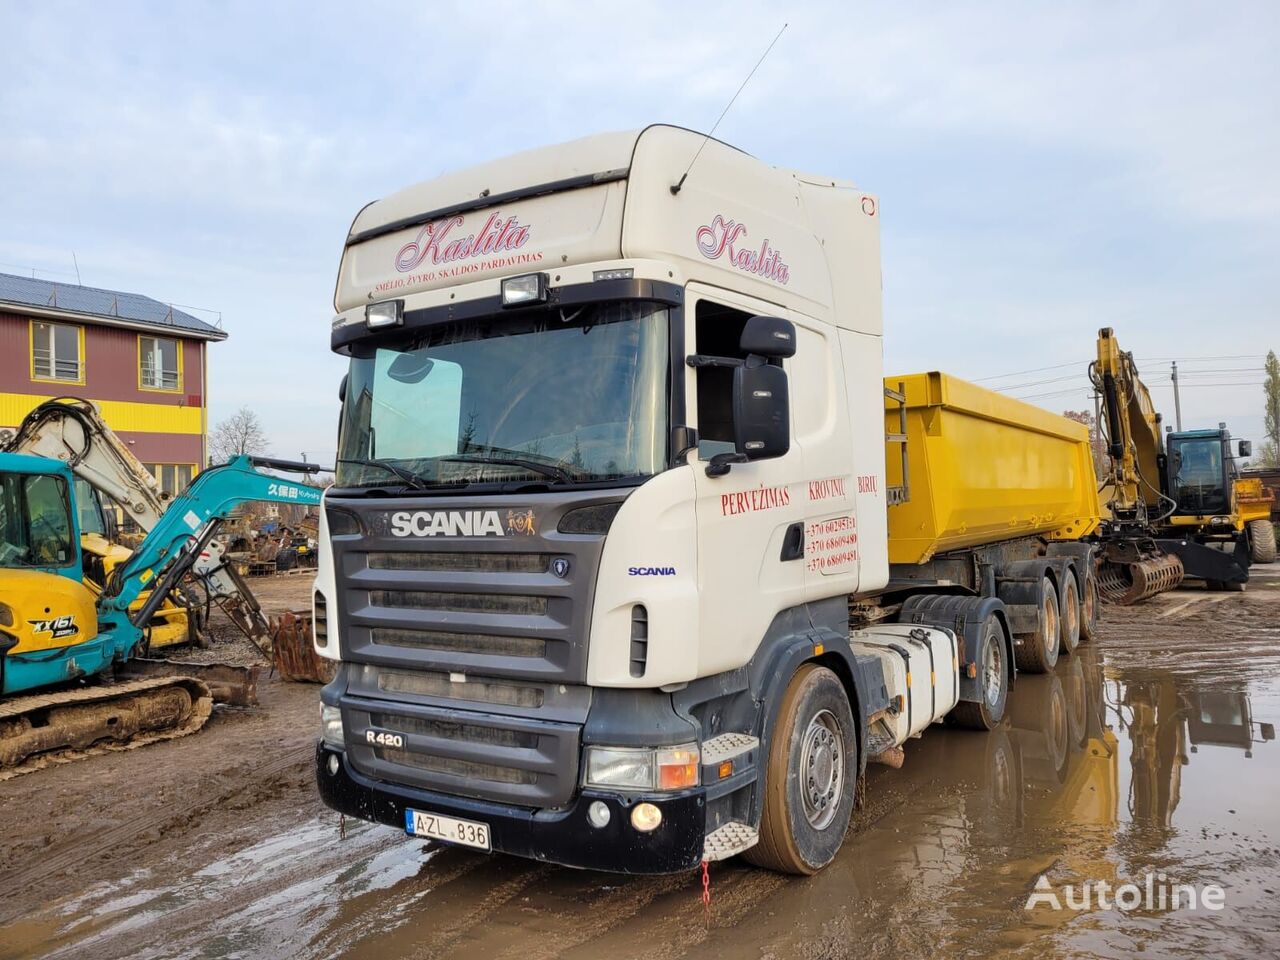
[745,664,856,875]
[949,611,1009,730]
[1058,573,1081,656]
[1078,566,1099,643]
[1249,519,1277,564]
[1014,577,1060,673]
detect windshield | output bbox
[0,472,75,568]
[1170,438,1226,513]
[336,301,670,488]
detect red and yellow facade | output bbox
[0,304,224,489]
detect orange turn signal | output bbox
[657,749,699,790]
[718,760,734,780]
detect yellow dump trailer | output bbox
[885,372,1101,565]
[882,373,1104,677]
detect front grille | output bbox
[343,695,583,805]
[370,589,548,616]
[378,748,538,785]
[370,627,545,659]
[368,551,547,574]
[377,668,545,708]
[373,712,538,748]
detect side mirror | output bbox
[734,361,789,458]
[740,316,796,358]
[1261,722,1275,742]
[338,373,348,403]
[1239,440,1252,458]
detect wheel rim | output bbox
[1043,589,1059,656]
[983,630,1003,707]
[801,709,845,830]
[1063,582,1079,648]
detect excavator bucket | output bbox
[1096,549,1185,604]
[270,610,337,684]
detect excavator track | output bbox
[1096,553,1185,605]
[0,676,214,779]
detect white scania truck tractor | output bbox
[314,125,1101,875]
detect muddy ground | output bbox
[2,568,1278,960]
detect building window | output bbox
[31,320,84,383]
[139,335,182,391]
[144,463,196,496]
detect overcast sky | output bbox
[2,1,1276,463]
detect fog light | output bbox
[631,802,662,832]
[327,753,340,776]
[587,800,611,828]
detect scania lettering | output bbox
[315,126,1102,875]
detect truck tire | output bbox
[1058,573,1081,656]
[1078,565,1099,643]
[1250,519,1277,564]
[1013,577,1060,674]
[949,610,1009,731]
[745,664,856,875]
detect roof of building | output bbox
[0,272,228,341]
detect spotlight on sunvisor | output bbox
[501,273,549,307]
[365,299,403,329]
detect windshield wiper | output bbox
[440,455,572,484]
[337,458,431,489]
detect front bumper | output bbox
[316,743,707,874]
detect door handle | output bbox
[780,522,804,561]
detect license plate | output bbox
[405,808,491,851]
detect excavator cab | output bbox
[0,454,81,577]
[1165,427,1249,520]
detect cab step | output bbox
[701,732,759,766]
[703,820,759,861]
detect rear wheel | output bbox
[745,665,857,875]
[1014,576,1060,673]
[1078,566,1099,642]
[1058,574,1081,656]
[950,612,1009,730]
[1249,519,1277,564]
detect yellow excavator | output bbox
[1091,328,1273,602]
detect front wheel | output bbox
[1249,519,1277,564]
[745,664,857,875]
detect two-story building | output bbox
[0,272,227,494]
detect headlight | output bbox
[583,743,699,791]
[320,704,344,746]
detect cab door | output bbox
[686,284,807,678]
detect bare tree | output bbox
[1062,409,1106,476]
[209,407,270,465]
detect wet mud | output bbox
[2,569,1278,959]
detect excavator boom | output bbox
[1090,329,1185,603]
